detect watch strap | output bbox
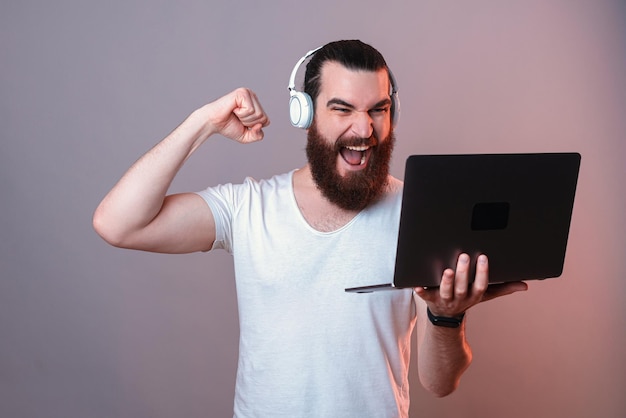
[427,307,465,328]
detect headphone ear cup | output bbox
[289,91,314,129]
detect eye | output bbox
[369,106,389,115]
[332,106,352,114]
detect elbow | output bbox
[92,207,128,248]
[421,378,461,398]
[431,383,459,398]
[420,349,473,398]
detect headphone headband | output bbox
[288,46,322,94]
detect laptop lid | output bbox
[346,152,581,293]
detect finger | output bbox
[413,285,438,303]
[454,253,471,298]
[439,268,455,301]
[471,254,489,298]
[243,123,266,142]
[246,94,270,127]
[481,281,528,303]
[234,90,270,128]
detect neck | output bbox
[292,165,359,232]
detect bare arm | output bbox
[93,88,270,253]
[414,254,528,396]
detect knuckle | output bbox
[473,282,488,295]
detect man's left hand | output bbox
[414,253,528,317]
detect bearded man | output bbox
[93,40,526,418]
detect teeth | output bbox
[360,154,366,165]
[345,145,369,152]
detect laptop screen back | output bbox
[393,153,581,288]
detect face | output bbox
[306,62,395,211]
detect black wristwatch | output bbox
[427,307,465,328]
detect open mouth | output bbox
[339,145,371,166]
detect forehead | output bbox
[318,61,390,105]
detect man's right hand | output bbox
[202,88,270,144]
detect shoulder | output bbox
[385,174,403,195]
[246,170,294,190]
[379,174,403,203]
[198,170,294,196]
[196,171,295,220]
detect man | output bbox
[93,40,527,417]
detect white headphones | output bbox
[287,46,400,129]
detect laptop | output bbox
[345,152,581,293]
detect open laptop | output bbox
[345,152,581,293]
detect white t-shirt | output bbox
[197,170,416,418]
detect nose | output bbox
[350,111,374,139]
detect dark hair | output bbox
[304,40,389,107]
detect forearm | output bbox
[93,107,214,245]
[413,255,527,397]
[417,316,472,397]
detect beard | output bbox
[306,123,395,211]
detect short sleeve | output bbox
[195,183,237,253]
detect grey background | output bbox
[1,0,625,417]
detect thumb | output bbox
[241,122,266,142]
